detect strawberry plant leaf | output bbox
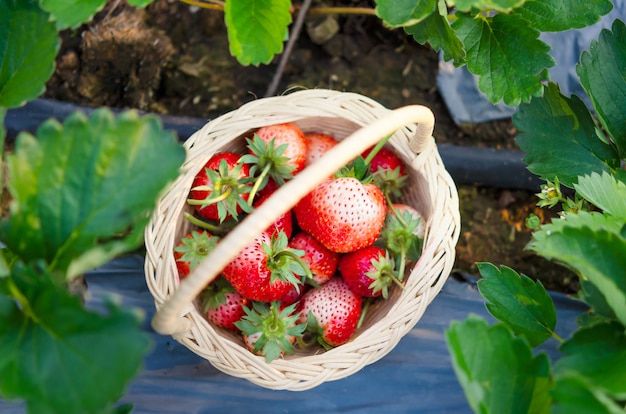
[449,0,525,13]
[446,315,552,414]
[224,0,292,66]
[577,19,626,158]
[404,7,466,66]
[514,82,620,188]
[128,0,155,6]
[0,0,59,109]
[516,0,613,32]
[554,321,626,399]
[452,12,554,106]
[577,279,617,325]
[476,263,557,347]
[0,109,185,279]
[574,172,626,219]
[374,0,437,27]
[530,224,626,327]
[39,0,107,30]
[0,264,151,413]
[552,373,625,414]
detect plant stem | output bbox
[265,0,313,97]
[176,1,377,17]
[178,0,223,10]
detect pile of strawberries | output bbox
[173,122,424,362]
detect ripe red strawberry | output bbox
[338,245,401,298]
[253,123,307,175]
[222,231,310,302]
[200,277,249,330]
[362,146,406,176]
[297,277,362,349]
[235,301,306,362]
[304,132,338,166]
[294,177,386,253]
[188,152,252,222]
[173,230,220,280]
[288,231,338,285]
[362,146,407,199]
[279,283,310,308]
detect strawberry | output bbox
[297,277,362,349]
[222,231,311,302]
[254,123,307,175]
[294,177,386,253]
[338,245,401,299]
[288,231,338,286]
[241,123,307,203]
[303,132,338,166]
[235,301,306,362]
[362,146,406,177]
[362,146,407,200]
[187,152,252,222]
[279,282,309,308]
[173,230,220,280]
[199,277,249,330]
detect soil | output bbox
[42,0,578,293]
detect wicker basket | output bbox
[144,89,460,391]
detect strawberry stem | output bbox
[356,297,371,330]
[247,162,272,205]
[362,133,393,166]
[187,185,232,206]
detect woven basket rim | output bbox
[144,88,461,391]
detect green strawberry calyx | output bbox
[187,158,253,222]
[263,231,316,290]
[377,209,423,279]
[174,230,220,273]
[199,276,234,313]
[366,251,403,299]
[241,135,296,204]
[235,301,306,363]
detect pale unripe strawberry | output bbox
[297,277,363,348]
[303,132,338,166]
[255,123,307,174]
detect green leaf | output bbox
[577,19,626,158]
[476,263,557,347]
[514,82,619,187]
[448,0,525,13]
[516,0,613,32]
[452,12,554,106]
[224,0,292,66]
[529,224,626,326]
[555,322,626,399]
[0,109,185,279]
[552,373,625,414]
[446,315,552,414]
[375,0,437,27]
[577,279,617,324]
[404,5,466,66]
[39,0,107,30]
[128,0,154,6]
[0,265,151,413]
[0,0,59,109]
[574,172,626,218]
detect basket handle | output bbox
[151,105,435,335]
